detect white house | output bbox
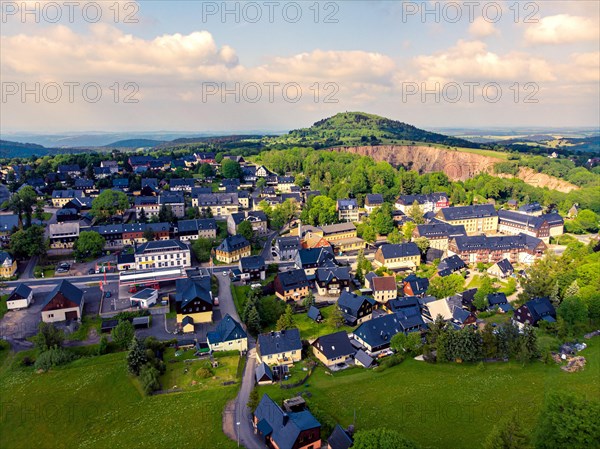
[6,283,33,310]
[130,288,158,309]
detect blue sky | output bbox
[1,1,598,132]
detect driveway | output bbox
[233,345,263,449]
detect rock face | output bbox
[331,145,500,181]
[332,145,580,192]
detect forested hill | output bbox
[267,112,481,149]
[0,140,50,158]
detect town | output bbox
[0,135,598,449]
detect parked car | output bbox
[88,268,95,275]
[213,297,219,306]
[58,262,70,270]
[105,291,112,298]
[222,271,228,276]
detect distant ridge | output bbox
[104,139,165,148]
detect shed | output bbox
[132,316,150,329]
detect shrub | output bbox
[139,363,161,395]
[34,347,75,371]
[376,353,405,371]
[196,367,213,379]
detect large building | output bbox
[437,205,498,235]
[227,211,268,236]
[215,235,251,263]
[497,210,564,243]
[448,233,547,265]
[374,242,421,270]
[41,280,84,323]
[336,199,359,222]
[176,218,217,241]
[134,239,191,270]
[193,193,239,217]
[49,222,79,249]
[395,192,449,214]
[175,277,213,329]
[51,190,83,207]
[413,222,467,251]
[256,329,302,365]
[274,269,310,301]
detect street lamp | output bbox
[236,421,241,447]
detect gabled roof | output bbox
[365,194,384,206]
[175,277,212,308]
[8,283,32,301]
[453,233,545,252]
[337,198,358,210]
[328,425,353,449]
[337,291,374,318]
[207,314,246,344]
[522,297,556,322]
[257,329,302,357]
[240,255,266,271]
[416,222,466,239]
[307,306,322,322]
[297,247,335,267]
[255,362,273,383]
[437,255,466,273]
[276,236,300,250]
[403,273,429,295]
[312,331,355,360]
[488,292,508,306]
[354,314,403,348]
[378,242,420,259]
[518,202,543,213]
[494,258,514,275]
[136,239,188,254]
[0,214,19,232]
[315,266,351,283]
[371,276,396,292]
[440,204,497,220]
[396,192,448,206]
[276,269,309,289]
[42,280,83,308]
[354,349,374,368]
[217,235,250,253]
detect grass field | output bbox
[259,337,600,449]
[0,351,237,449]
[266,305,354,341]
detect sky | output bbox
[1,0,599,133]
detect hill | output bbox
[267,112,482,149]
[104,139,165,148]
[0,140,50,158]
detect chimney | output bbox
[282,413,289,425]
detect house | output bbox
[169,178,195,192]
[487,292,509,311]
[207,314,248,353]
[194,152,216,164]
[227,211,268,236]
[0,214,19,240]
[276,175,296,193]
[352,314,404,353]
[6,283,33,310]
[518,202,543,216]
[354,349,374,368]
[337,291,374,326]
[134,239,191,270]
[295,247,336,275]
[158,192,185,218]
[56,208,79,223]
[371,275,398,303]
[254,394,321,449]
[57,164,81,177]
[395,192,449,214]
[318,222,365,253]
[239,255,267,282]
[52,190,83,207]
[364,194,384,213]
[337,199,359,222]
[448,233,546,265]
[498,210,564,243]
[175,277,213,328]
[121,223,147,246]
[424,297,476,329]
[314,266,352,296]
[487,258,514,278]
[513,297,556,327]
[255,362,274,385]
[48,222,80,249]
[437,204,498,235]
[135,196,160,219]
[402,274,429,296]
[194,193,239,217]
[41,280,84,323]
[176,218,217,241]
[413,222,466,251]
[274,269,310,301]
[437,255,467,277]
[215,235,251,263]
[92,224,123,247]
[130,288,158,309]
[312,331,355,368]
[0,251,17,278]
[275,236,300,261]
[256,329,302,365]
[374,243,421,270]
[307,306,323,322]
[101,160,119,173]
[73,178,95,193]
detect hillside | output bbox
[104,139,165,148]
[268,112,482,149]
[0,140,50,157]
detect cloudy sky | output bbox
[1,0,598,133]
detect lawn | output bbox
[66,316,101,341]
[0,294,8,320]
[285,305,354,341]
[160,348,240,392]
[259,337,600,449]
[0,350,238,449]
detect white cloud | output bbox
[468,17,499,38]
[524,14,599,45]
[413,40,556,83]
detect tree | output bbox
[237,220,254,241]
[413,237,430,255]
[564,280,580,299]
[483,410,530,449]
[34,201,45,222]
[91,190,129,222]
[199,163,215,178]
[360,224,376,243]
[327,306,345,328]
[143,227,156,242]
[221,159,242,179]
[247,388,260,411]
[574,209,598,232]
[481,323,497,359]
[111,320,135,350]
[353,428,419,449]
[139,363,161,395]
[246,305,261,335]
[9,224,47,259]
[473,275,494,311]
[371,203,395,235]
[407,200,425,224]
[158,204,175,223]
[391,332,422,355]
[33,322,65,352]
[73,231,105,260]
[276,305,295,330]
[516,325,539,363]
[302,291,315,308]
[127,337,148,375]
[8,186,38,228]
[387,228,402,244]
[97,335,108,355]
[191,237,215,263]
[301,195,337,226]
[558,296,588,328]
[138,208,148,223]
[534,392,600,449]
[427,273,464,299]
[401,221,416,241]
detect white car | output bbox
[222,271,228,276]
